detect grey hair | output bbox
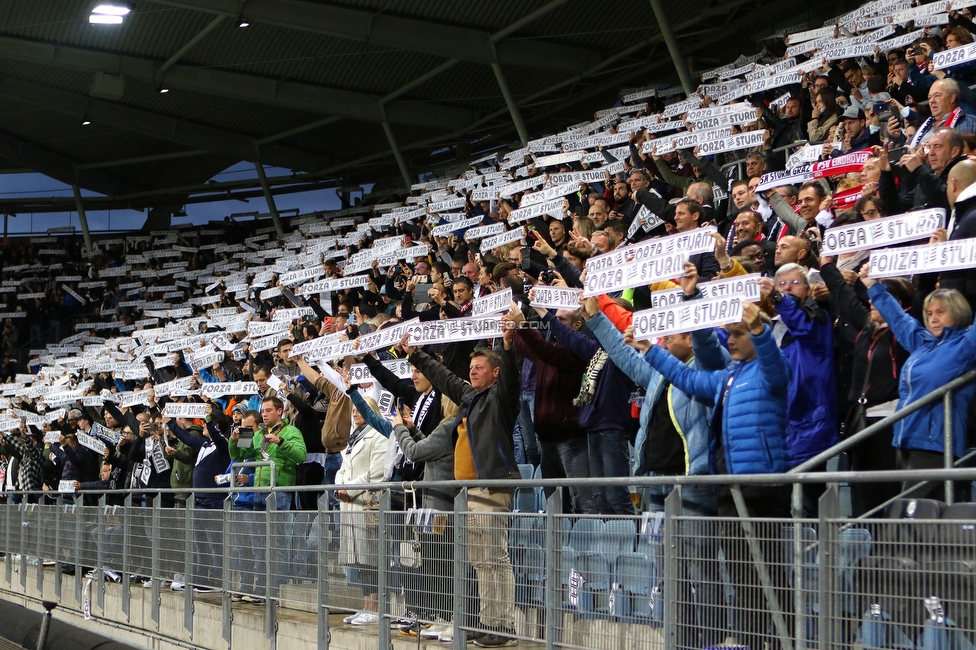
[774,263,810,284]
[924,288,972,330]
[943,77,961,98]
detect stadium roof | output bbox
[0,0,845,216]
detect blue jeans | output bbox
[243,492,293,594]
[539,436,598,514]
[587,429,634,515]
[516,394,540,466]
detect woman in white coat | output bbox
[335,395,389,626]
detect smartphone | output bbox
[396,398,404,412]
[888,146,908,165]
[872,101,888,114]
[521,244,533,271]
[416,275,430,284]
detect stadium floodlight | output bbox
[89,13,124,24]
[92,3,131,15]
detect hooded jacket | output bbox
[643,325,792,475]
[588,313,725,477]
[868,282,976,458]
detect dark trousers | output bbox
[717,486,794,650]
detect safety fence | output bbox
[1,469,976,650]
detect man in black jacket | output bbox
[941,158,976,310]
[401,313,521,647]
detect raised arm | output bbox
[866,281,929,353]
[587,312,656,388]
[393,422,453,463]
[408,349,472,406]
[362,354,420,403]
[349,388,392,438]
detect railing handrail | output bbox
[6,467,976,500]
[789,369,976,474]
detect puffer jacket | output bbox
[644,325,791,474]
[589,313,725,476]
[869,283,976,458]
[773,293,839,466]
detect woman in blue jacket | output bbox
[861,264,976,498]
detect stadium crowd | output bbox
[4,1,976,646]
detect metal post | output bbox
[377,489,391,650]
[72,504,81,604]
[730,485,793,650]
[453,488,468,650]
[944,392,954,505]
[543,489,562,650]
[150,494,161,630]
[19,503,27,589]
[71,184,93,256]
[818,485,840,650]
[122,495,131,622]
[96,496,106,611]
[792,484,806,650]
[254,162,285,238]
[221,496,232,649]
[647,0,695,95]
[183,493,194,638]
[264,491,276,646]
[381,122,413,189]
[491,63,529,147]
[316,492,330,649]
[35,502,44,596]
[54,498,62,601]
[3,500,10,586]
[663,486,682,649]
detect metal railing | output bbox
[1,466,976,650]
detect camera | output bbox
[541,269,556,284]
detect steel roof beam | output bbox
[0,77,326,172]
[138,0,600,72]
[0,128,130,196]
[0,35,476,130]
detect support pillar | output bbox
[491,63,529,147]
[648,0,695,95]
[254,162,284,237]
[72,184,93,256]
[382,122,413,189]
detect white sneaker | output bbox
[143,579,168,589]
[343,611,363,624]
[438,627,453,643]
[349,611,379,626]
[170,581,185,591]
[421,618,450,639]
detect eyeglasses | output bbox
[777,279,805,288]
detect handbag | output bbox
[842,332,876,438]
[398,488,422,569]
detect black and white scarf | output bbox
[574,350,609,407]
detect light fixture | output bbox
[237,19,250,28]
[159,87,170,94]
[89,13,123,24]
[92,3,131,15]
[81,119,91,126]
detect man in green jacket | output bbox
[228,397,306,602]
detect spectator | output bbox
[335,394,389,626]
[860,265,976,499]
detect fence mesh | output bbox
[1,489,976,650]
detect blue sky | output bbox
[0,161,352,234]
